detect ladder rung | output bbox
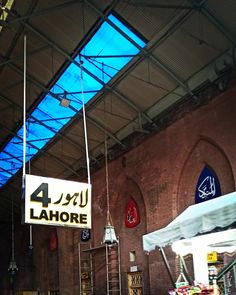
[108,280,119,283]
[108,272,119,274]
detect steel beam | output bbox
[192,0,236,47]
[0,45,50,68]
[3,52,126,149]
[9,0,80,24]
[128,2,193,10]
[0,61,99,164]
[85,0,198,100]
[0,121,81,177]
[3,1,155,128]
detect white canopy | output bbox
[143,191,236,252]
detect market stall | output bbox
[143,191,236,294]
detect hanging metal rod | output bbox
[81,54,142,58]
[53,89,100,96]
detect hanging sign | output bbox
[23,174,91,228]
[49,231,58,251]
[125,198,140,228]
[207,251,218,263]
[195,166,221,204]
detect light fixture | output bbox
[8,259,18,275]
[102,133,118,244]
[103,223,118,244]
[59,91,70,107]
[8,197,18,276]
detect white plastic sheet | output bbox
[143,191,236,252]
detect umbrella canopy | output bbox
[143,191,236,252]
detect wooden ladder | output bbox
[105,243,121,295]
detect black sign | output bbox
[195,166,221,203]
[81,229,91,242]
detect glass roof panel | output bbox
[0,12,147,188]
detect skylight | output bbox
[0,12,147,188]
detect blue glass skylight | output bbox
[0,12,147,187]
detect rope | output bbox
[105,132,110,225]
[102,61,111,225]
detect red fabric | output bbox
[50,231,57,251]
[125,198,140,228]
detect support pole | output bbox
[23,34,33,255]
[80,57,91,185]
[180,254,193,285]
[159,247,175,288]
[23,34,26,178]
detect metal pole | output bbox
[180,254,193,285]
[23,34,27,178]
[159,247,175,288]
[80,58,91,185]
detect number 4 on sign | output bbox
[30,183,51,208]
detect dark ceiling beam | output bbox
[83,5,198,130]
[0,45,50,68]
[0,166,14,177]
[8,0,80,24]
[148,2,203,51]
[2,50,126,149]
[85,0,198,101]
[0,0,39,76]
[3,1,155,130]
[86,116,125,148]
[191,0,236,47]
[0,149,22,174]
[0,59,100,164]
[0,114,81,178]
[0,122,52,182]
[62,99,126,148]
[127,1,193,9]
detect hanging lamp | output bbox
[102,125,118,244]
[8,197,18,276]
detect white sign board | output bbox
[24,174,91,228]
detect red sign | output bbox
[125,198,140,228]
[49,231,57,251]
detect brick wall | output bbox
[3,83,236,295]
[89,83,236,294]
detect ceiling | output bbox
[0,0,236,234]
